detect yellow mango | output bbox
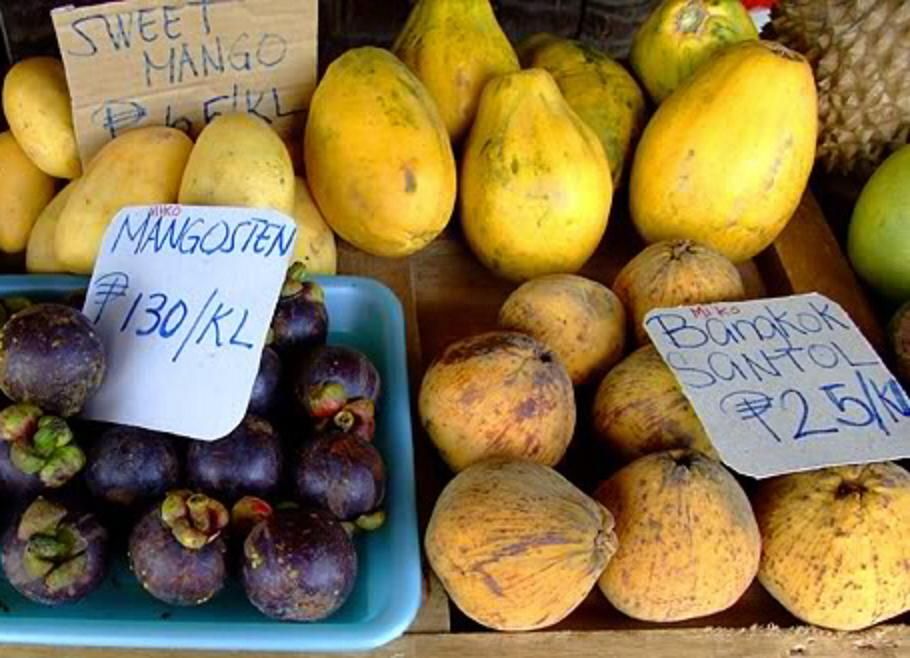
[393,0,519,142]
[525,38,646,186]
[630,40,817,263]
[55,127,193,273]
[2,57,82,179]
[179,113,294,215]
[291,177,337,275]
[460,69,612,281]
[304,47,457,258]
[0,132,55,253]
[27,179,79,273]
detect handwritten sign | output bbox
[644,294,910,478]
[82,204,296,440]
[52,0,317,165]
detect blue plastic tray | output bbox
[0,275,422,652]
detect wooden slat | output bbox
[4,624,908,658]
[757,191,886,351]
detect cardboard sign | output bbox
[52,0,317,165]
[81,204,296,440]
[644,293,910,478]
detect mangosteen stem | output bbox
[334,410,355,432]
[2,408,83,487]
[161,491,229,550]
[17,498,92,589]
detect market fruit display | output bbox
[0,131,55,254]
[460,69,612,281]
[419,332,575,471]
[630,40,818,263]
[2,497,108,606]
[754,463,910,630]
[289,177,337,275]
[242,507,357,622]
[1,57,81,179]
[85,426,180,510]
[178,113,295,216]
[592,346,716,461]
[770,0,910,177]
[26,180,78,274]
[393,0,519,142]
[54,126,194,273]
[128,490,229,607]
[426,460,617,631]
[846,144,910,301]
[304,47,457,258]
[497,274,626,385]
[523,37,646,185]
[613,240,746,344]
[0,304,105,417]
[596,450,760,622]
[631,0,758,103]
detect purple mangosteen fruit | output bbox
[0,404,85,497]
[186,415,282,503]
[242,508,357,621]
[270,263,328,357]
[248,346,282,416]
[85,425,180,509]
[0,304,105,417]
[128,490,228,606]
[2,496,108,605]
[294,432,386,527]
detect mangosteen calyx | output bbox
[17,498,96,593]
[231,496,273,538]
[280,262,325,302]
[0,404,84,488]
[161,490,229,550]
[307,382,349,419]
[355,509,386,532]
[319,399,376,442]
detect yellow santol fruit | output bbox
[613,240,745,344]
[393,0,519,142]
[290,177,337,275]
[179,113,294,215]
[419,331,576,472]
[2,57,82,179]
[426,460,618,631]
[524,37,646,186]
[55,127,193,273]
[26,179,79,273]
[630,0,758,103]
[592,346,716,461]
[754,463,910,631]
[304,47,456,258]
[461,69,612,282]
[0,132,55,254]
[596,450,760,622]
[630,40,817,263]
[498,274,626,386]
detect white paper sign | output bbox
[644,293,910,478]
[82,205,296,440]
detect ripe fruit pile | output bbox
[0,270,388,621]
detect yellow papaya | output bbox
[631,0,758,103]
[304,48,457,258]
[526,38,646,185]
[290,177,337,276]
[629,40,817,263]
[461,69,612,281]
[393,0,519,142]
